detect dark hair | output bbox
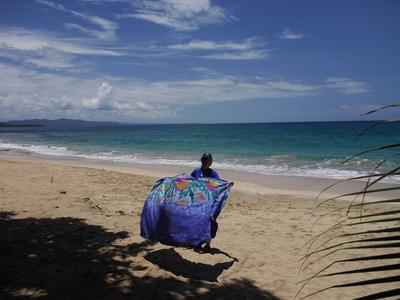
[201,153,213,164]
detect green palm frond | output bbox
[297,104,400,300]
[356,120,400,138]
[360,103,400,116]
[342,143,400,164]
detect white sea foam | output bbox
[1,141,399,183]
[0,142,75,156]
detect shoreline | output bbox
[1,151,398,200]
[1,138,399,185]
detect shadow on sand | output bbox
[0,211,280,299]
[145,248,235,282]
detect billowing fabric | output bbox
[140,174,233,248]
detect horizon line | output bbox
[1,118,387,126]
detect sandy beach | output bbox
[1,153,399,299]
[3,0,400,298]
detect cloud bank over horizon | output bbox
[0,0,398,122]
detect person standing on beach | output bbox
[191,153,220,251]
[191,153,220,180]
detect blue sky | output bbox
[0,0,399,123]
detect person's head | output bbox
[201,153,213,168]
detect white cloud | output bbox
[63,23,114,41]
[166,37,268,60]
[0,63,179,121]
[0,26,123,70]
[117,0,234,31]
[134,101,177,119]
[82,82,114,109]
[280,28,304,40]
[0,27,121,56]
[113,76,323,105]
[35,0,65,10]
[79,82,179,118]
[326,77,370,94]
[25,52,76,69]
[167,40,244,50]
[36,0,118,40]
[80,0,134,3]
[167,38,259,51]
[202,50,267,60]
[0,47,76,70]
[0,62,370,121]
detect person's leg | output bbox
[203,241,211,251]
[203,215,217,251]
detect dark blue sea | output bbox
[1,121,399,182]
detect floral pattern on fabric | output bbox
[140,173,233,247]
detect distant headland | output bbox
[0,118,123,129]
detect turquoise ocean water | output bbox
[0,121,399,182]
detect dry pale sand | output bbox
[0,155,399,300]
